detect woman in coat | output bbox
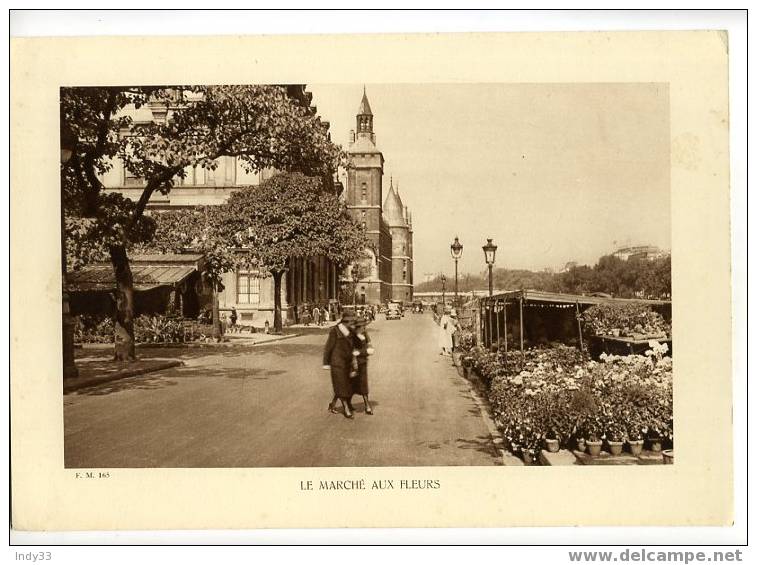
[322,311,358,418]
[351,317,375,415]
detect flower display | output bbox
[468,342,673,460]
[581,302,670,339]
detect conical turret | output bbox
[383,177,406,227]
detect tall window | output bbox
[123,166,143,186]
[236,271,260,304]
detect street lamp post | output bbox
[60,122,79,380]
[482,238,498,348]
[450,236,463,310]
[440,274,446,311]
[482,238,498,297]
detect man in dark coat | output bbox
[322,310,357,418]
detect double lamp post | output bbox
[442,236,497,308]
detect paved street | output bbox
[64,314,502,467]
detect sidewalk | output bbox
[64,357,183,393]
[69,333,301,393]
[78,331,299,350]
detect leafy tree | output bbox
[137,206,237,339]
[61,85,344,359]
[222,172,366,332]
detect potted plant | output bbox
[626,428,645,456]
[544,437,560,453]
[583,419,603,456]
[626,411,646,456]
[646,423,664,452]
[605,421,626,456]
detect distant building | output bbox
[612,245,669,261]
[560,261,578,273]
[343,88,414,304]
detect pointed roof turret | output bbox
[357,85,373,116]
[383,177,406,227]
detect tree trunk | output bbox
[212,281,222,342]
[273,270,283,333]
[109,245,136,361]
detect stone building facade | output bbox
[343,89,414,304]
[101,86,341,328]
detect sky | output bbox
[308,83,670,280]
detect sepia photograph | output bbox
[60,82,673,469]
[10,23,737,535]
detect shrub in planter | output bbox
[578,417,603,455]
[603,422,627,455]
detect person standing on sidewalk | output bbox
[312,305,322,326]
[322,310,358,418]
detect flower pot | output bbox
[586,440,602,456]
[575,438,586,452]
[662,449,674,465]
[627,440,644,456]
[545,438,560,453]
[521,450,535,465]
[648,438,663,452]
[607,441,624,456]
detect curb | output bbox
[451,352,524,467]
[63,359,183,393]
[252,333,301,346]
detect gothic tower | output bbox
[345,88,393,304]
[383,179,414,303]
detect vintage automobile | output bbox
[385,302,402,320]
[412,300,424,313]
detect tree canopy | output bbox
[222,172,367,331]
[62,85,346,270]
[223,172,366,272]
[416,254,671,300]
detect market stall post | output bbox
[518,293,525,370]
[495,299,501,346]
[575,301,584,352]
[502,298,508,362]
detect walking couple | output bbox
[322,310,374,419]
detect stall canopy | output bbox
[475,289,671,362]
[480,289,670,308]
[66,253,205,292]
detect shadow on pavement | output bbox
[69,365,288,396]
[76,340,324,362]
[455,436,502,461]
[70,375,180,396]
